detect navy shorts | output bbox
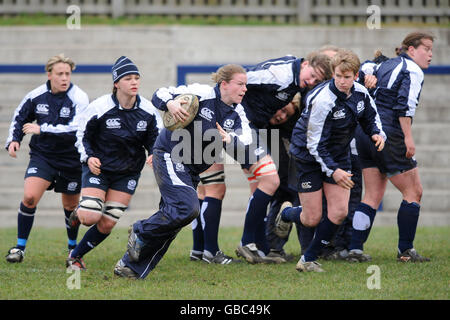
[355,125,417,176]
[24,156,81,194]
[81,165,141,195]
[294,158,351,193]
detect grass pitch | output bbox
[0,226,448,300]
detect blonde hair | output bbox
[291,93,301,111]
[45,53,76,73]
[331,49,360,75]
[211,64,246,84]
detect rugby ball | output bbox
[163,93,199,131]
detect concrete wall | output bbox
[0,26,449,228]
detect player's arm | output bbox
[5,96,35,152]
[399,116,415,158]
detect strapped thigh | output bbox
[199,170,225,186]
[250,157,278,180]
[79,196,104,216]
[103,201,128,222]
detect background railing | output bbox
[0,0,448,24]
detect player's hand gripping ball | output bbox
[163,93,199,131]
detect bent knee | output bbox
[78,209,102,226]
[23,194,38,208]
[257,174,280,195]
[204,184,226,200]
[301,213,321,227]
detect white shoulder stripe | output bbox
[246,63,293,90]
[229,104,253,145]
[404,59,424,117]
[387,58,404,89]
[139,96,164,132]
[306,85,337,176]
[155,83,215,103]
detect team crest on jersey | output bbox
[223,119,234,130]
[60,106,71,118]
[357,101,365,113]
[199,108,214,121]
[127,179,137,191]
[67,182,78,191]
[136,120,147,131]
[36,104,49,115]
[333,109,346,120]
[276,91,289,101]
[175,163,185,172]
[106,118,121,129]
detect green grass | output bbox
[0,226,448,300]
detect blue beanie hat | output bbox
[112,56,140,83]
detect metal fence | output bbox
[0,0,449,24]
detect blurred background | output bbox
[0,0,449,229]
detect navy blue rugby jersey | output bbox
[152,83,256,175]
[76,94,162,174]
[290,79,385,177]
[243,55,307,128]
[361,52,425,131]
[5,81,89,171]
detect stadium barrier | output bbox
[0,0,448,24]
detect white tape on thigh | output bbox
[352,210,371,231]
[103,201,128,222]
[79,196,104,216]
[199,170,225,185]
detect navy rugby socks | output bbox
[191,199,204,253]
[349,202,377,251]
[397,200,420,253]
[202,197,222,256]
[70,224,109,258]
[64,208,80,250]
[303,216,339,262]
[241,188,272,246]
[281,206,302,224]
[16,202,36,250]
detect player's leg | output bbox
[6,176,51,263]
[56,168,82,251]
[389,168,429,261]
[61,193,81,251]
[115,150,200,279]
[68,189,131,266]
[296,183,350,272]
[347,167,387,262]
[238,155,280,263]
[200,164,238,264]
[191,184,205,261]
[66,187,105,269]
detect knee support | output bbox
[79,196,104,216]
[103,201,128,222]
[199,170,225,185]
